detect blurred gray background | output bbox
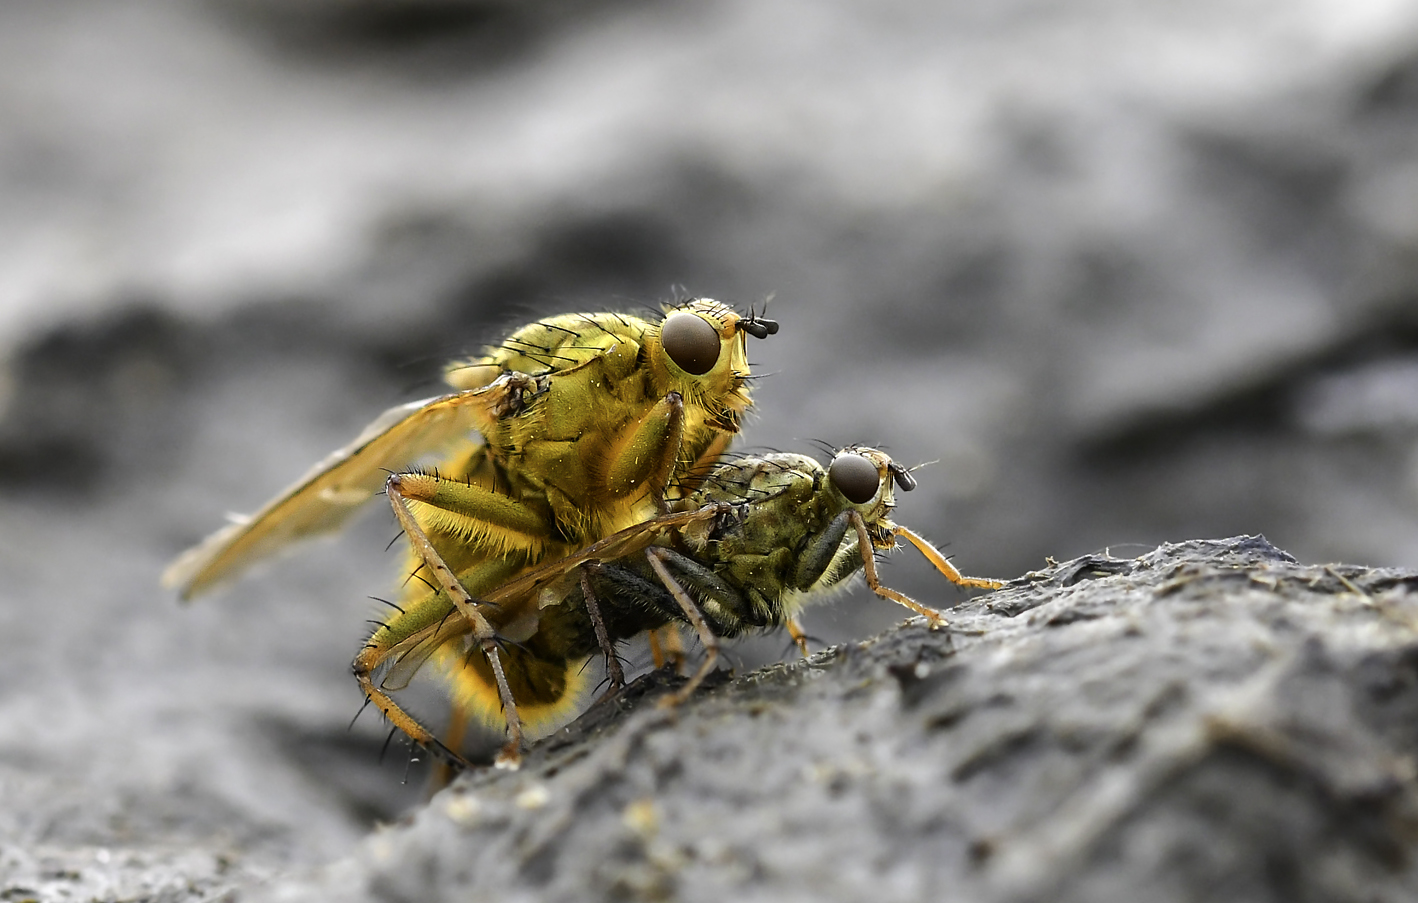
[4,0,1418,897]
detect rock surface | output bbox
[249,536,1418,902]
[5,1,1418,901]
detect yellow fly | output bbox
[163,298,777,763]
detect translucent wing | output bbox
[476,502,732,608]
[163,390,500,600]
[381,616,468,693]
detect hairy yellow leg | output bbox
[645,548,721,706]
[603,392,685,512]
[892,525,1004,590]
[675,430,733,497]
[390,471,550,550]
[352,638,471,771]
[387,474,526,768]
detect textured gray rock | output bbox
[6,2,1418,902]
[249,536,1418,902]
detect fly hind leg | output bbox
[386,473,530,768]
[387,471,554,565]
[352,630,471,771]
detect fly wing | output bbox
[381,616,468,692]
[164,390,496,600]
[477,501,731,609]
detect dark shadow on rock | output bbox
[206,0,659,80]
[261,715,434,827]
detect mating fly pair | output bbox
[164,298,999,768]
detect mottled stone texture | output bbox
[6,1,1418,900]
[249,536,1418,903]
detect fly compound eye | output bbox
[829,453,881,505]
[661,311,722,376]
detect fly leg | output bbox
[352,625,471,771]
[603,392,686,513]
[846,510,946,624]
[386,470,553,564]
[892,525,1004,590]
[386,474,529,768]
[644,548,721,706]
[641,546,751,706]
[674,430,733,498]
[353,574,507,775]
[790,510,854,591]
[777,511,861,656]
[648,626,686,673]
[785,619,811,657]
[578,563,627,699]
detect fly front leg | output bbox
[892,525,1004,591]
[776,511,856,656]
[386,473,528,768]
[675,430,733,498]
[791,510,855,592]
[603,392,685,512]
[848,511,949,626]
